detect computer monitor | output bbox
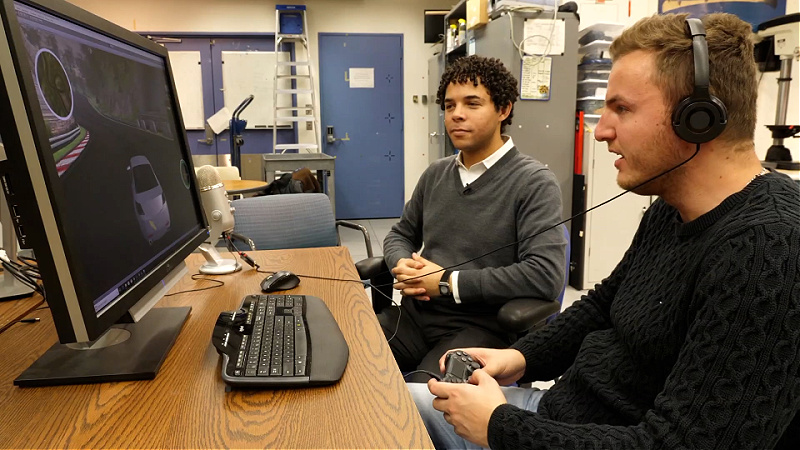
[0,0,209,386]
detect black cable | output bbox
[17,255,38,272]
[243,145,701,346]
[225,233,258,268]
[1,259,43,294]
[371,144,703,289]
[403,369,442,381]
[163,273,225,297]
[252,266,403,341]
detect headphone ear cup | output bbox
[671,95,728,144]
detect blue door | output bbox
[319,33,404,219]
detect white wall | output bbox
[67,0,453,202]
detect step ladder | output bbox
[272,5,320,154]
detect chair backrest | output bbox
[547,223,572,323]
[230,193,338,250]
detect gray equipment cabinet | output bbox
[430,9,579,223]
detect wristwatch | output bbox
[439,270,453,297]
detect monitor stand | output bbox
[0,271,34,301]
[13,306,190,387]
[13,261,192,387]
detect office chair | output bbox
[356,224,571,333]
[227,192,374,263]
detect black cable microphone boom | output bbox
[371,144,702,288]
[279,145,702,292]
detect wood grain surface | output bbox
[0,294,43,334]
[0,247,433,449]
[222,179,269,195]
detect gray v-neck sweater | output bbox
[384,147,567,322]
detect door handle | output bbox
[198,124,214,145]
[327,126,350,144]
[429,132,441,143]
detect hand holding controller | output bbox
[441,350,483,383]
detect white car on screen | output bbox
[127,155,170,244]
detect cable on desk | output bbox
[163,273,225,297]
[0,249,43,295]
[224,233,258,269]
[253,267,403,342]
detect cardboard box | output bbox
[467,0,489,30]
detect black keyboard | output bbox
[213,294,349,388]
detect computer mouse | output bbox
[260,270,301,293]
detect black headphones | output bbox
[671,18,728,144]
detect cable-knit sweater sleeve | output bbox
[489,222,800,449]
[509,209,646,381]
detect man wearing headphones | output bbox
[409,13,800,449]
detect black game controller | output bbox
[442,350,482,383]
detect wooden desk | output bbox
[222,179,269,195]
[0,294,42,334]
[0,247,433,449]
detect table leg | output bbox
[328,169,336,218]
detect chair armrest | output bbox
[336,220,373,258]
[354,256,394,314]
[354,256,387,280]
[497,298,561,334]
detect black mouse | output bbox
[260,270,301,292]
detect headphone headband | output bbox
[685,18,710,98]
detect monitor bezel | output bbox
[0,0,209,343]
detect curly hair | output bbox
[436,56,518,133]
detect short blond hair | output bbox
[609,13,757,144]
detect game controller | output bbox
[441,350,482,383]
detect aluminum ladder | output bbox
[272,5,319,154]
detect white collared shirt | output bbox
[455,135,515,187]
[450,136,514,303]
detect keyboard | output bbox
[212,294,349,388]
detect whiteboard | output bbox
[221,51,293,128]
[168,51,204,130]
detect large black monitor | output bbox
[0,0,208,386]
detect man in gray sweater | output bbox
[380,56,567,381]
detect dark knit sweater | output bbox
[383,147,566,322]
[489,173,800,449]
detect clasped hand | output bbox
[391,252,443,301]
